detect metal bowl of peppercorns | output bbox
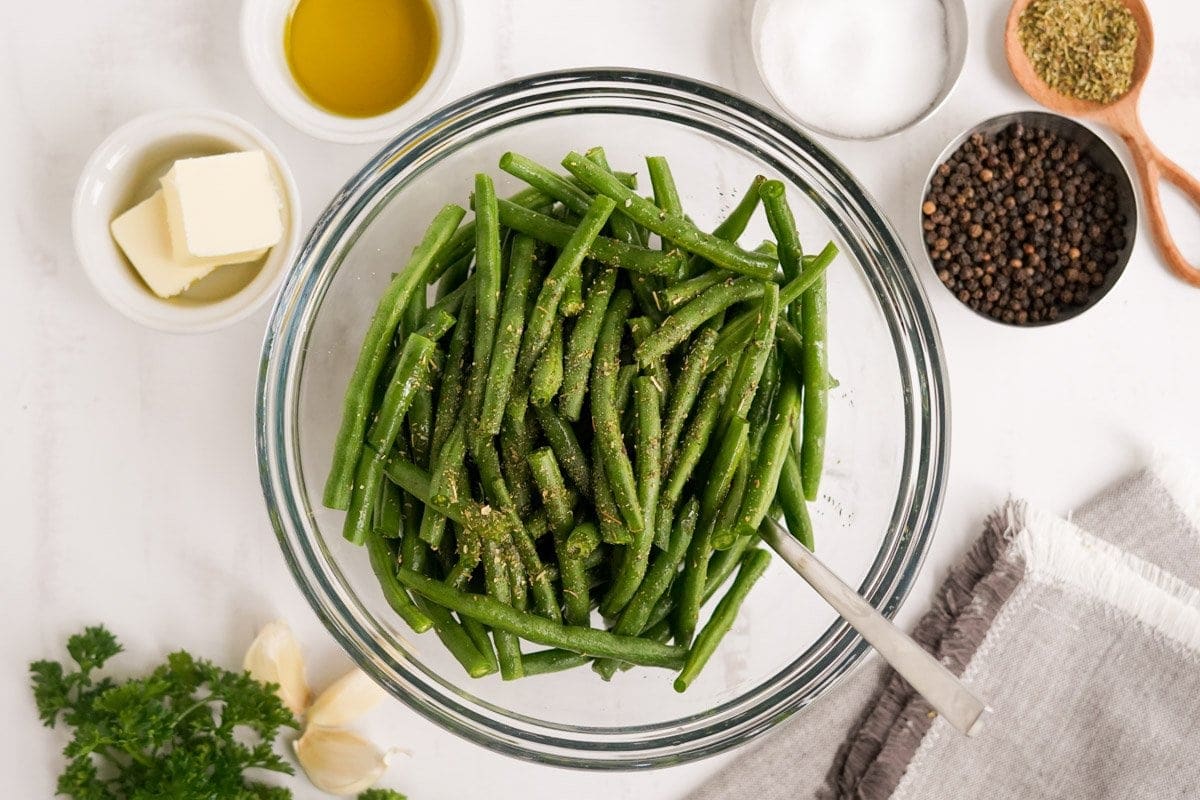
[920,110,1137,326]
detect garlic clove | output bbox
[293,725,395,795]
[243,620,310,717]
[307,667,388,728]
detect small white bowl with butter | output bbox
[73,109,301,333]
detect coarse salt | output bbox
[757,0,950,139]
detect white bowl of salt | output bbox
[751,0,968,140]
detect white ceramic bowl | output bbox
[72,109,301,334]
[240,0,463,144]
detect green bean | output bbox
[374,478,403,539]
[443,524,481,590]
[365,335,438,454]
[530,317,565,407]
[555,523,593,626]
[527,447,575,535]
[725,377,801,544]
[776,317,805,373]
[429,270,474,318]
[474,437,514,510]
[590,289,644,534]
[656,362,737,540]
[397,568,688,668]
[593,437,631,546]
[435,250,473,300]
[708,311,756,372]
[366,531,434,633]
[325,203,465,510]
[589,148,664,323]
[562,153,776,281]
[460,616,500,675]
[532,405,591,496]
[415,309,457,342]
[721,283,779,424]
[659,271,726,310]
[463,175,502,426]
[416,596,496,678]
[646,155,683,218]
[500,152,594,214]
[594,498,699,680]
[516,196,616,382]
[566,521,601,558]
[800,275,829,501]
[635,278,765,365]
[427,185,547,281]
[482,540,524,680]
[600,376,661,618]
[627,317,670,405]
[421,419,467,549]
[714,175,767,242]
[681,175,767,278]
[561,269,584,317]
[430,291,474,458]
[500,398,535,516]
[675,417,749,647]
[478,234,536,439]
[559,267,617,420]
[706,245,835,371]
[778,451,815,551]
[614,363,636,417]
[520,649,591,676]
[759,180,805,327]
[506,513,561,622]
[407,353,439,469]
[674,548,771,692]
[496,200,680,277]
[384,455,512,542]
[660,326,718,473]
[401,283,424,341]
[780,242,837,307]
[343,448,388,546]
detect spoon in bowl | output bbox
[759,518,988,736]
[1004,0,1200,287]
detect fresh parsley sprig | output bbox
[32,625,299,800]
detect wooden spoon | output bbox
[1005,0,1200,287]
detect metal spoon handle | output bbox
[760,518,987,736]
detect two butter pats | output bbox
[110,150,283,298]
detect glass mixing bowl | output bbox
[257,69,949,769]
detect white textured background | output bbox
[2,0,1198,796]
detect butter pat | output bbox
[161,150,282,261]
[110,190,228,298]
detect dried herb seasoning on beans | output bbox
[923,123,1127,325]
[324,149,839,690]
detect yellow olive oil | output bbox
[284,0,439,119]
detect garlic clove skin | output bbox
[307,668,388,728]
[243,620,310,717]
[294,725,395,795]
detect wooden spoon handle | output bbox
[1116,115,1200,287]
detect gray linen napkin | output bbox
[689,457,1200,800]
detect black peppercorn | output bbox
[923,123,1126,325]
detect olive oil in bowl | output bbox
[284,0,439,119]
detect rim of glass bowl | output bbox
[257,68,950,770]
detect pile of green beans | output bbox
[324,152,837,690]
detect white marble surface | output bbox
[3,0,1199,796]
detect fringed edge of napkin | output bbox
[1016,503,1200,656]
[827,503,1026,800]
[1153,451,1200,535]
